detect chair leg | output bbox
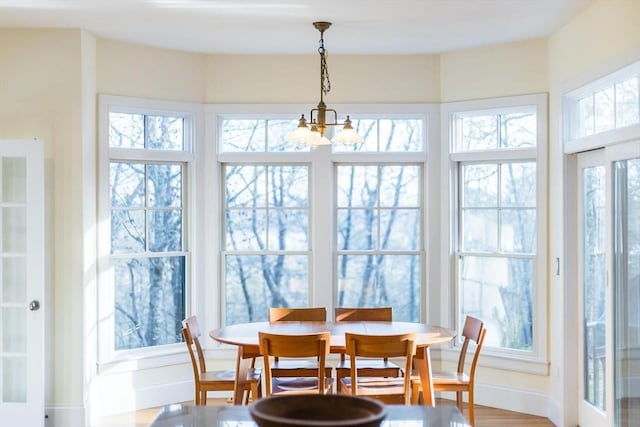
[468,390,475,427]
[411,383,420,404]
[194,387,200,405]
[456,391,463,412]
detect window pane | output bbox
[594,87,615,134]
[379,209,420,250]
[149,209,182,252]
[268,119,307,152]
[226,165,266,208]
[337,165,379,208]
[148,164,182,208]
[146,116,184,150]
[110,162,145,208]
[224,255,308,325]
[337,209,377,250]
[225,210,267,251]
[500,209,536,253]
[460,255,533,350]
[268,166,308,208]
[221,120,266,152]
[461,115,498,151]
[114,256,185,350]
[2,157,26,203]
[378,119,423,152]
[333,119,378,152]
[616,77,640,128]
[462,164,498,208]
[109,112,144,148]
[380,165,420,207]
[337,254,420,322]
[111,209,145,253]
[501,162,536,207]
[582,165,606,410]
[461,209,498,252]
[577,95,595,138]
[268,209,308,251]
[500,111,536,149]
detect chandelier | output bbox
[286,22,364,149]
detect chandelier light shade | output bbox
[286,22,364,149]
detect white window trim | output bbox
[97,95,203,371]
[440,93,549,371]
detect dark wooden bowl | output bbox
[249,394,386,427]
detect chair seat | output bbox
[335,359,402,376]
[411,369,470,387]
[340,377,407,402]
[201,368,262,385]
[271,377,334,395]
[271,359,333,377]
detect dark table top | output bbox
[149,403,471,426]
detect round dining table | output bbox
[210,321,455,406]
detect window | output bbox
[99,96,196,360]
[565,60,640,149]
[217,108,428,325]
[445,95,547,359]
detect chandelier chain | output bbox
[319,36,331,97]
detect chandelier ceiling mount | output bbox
[286,21,363,149]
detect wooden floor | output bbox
[93,398,556,427]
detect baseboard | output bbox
[442,382,550,419]
[45,404,85,427]
[88,379,235,422]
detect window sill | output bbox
[97,343,240,375]
[433,347,549,376]
[97,345,189,375]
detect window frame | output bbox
[97,95,202,370]
[563,59,640,154]
[441,94,548,373]
[209,104,436,327]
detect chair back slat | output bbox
[344,332,415,404]
[457,316,485,374]
[183,316,207,375]
[269,307,326,322]
[335,307,392,322]
[259,331,331,396]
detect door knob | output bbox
[29,300,40,311]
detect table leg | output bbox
[414,346,435,406]
[233,346,252,405]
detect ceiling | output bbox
[0,0,596,55]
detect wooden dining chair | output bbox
[259,331,334,396]
[268,307,332,379]
[410,315,487,426]
[340,332,415,405]
[182,316,262,405]
[334,307,403,392]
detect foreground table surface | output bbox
[150,403,471,427]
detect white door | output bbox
[0,140,44,427]
[577,141,640,427]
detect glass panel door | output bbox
[578,151,608,427]
[0,140,44,427]
[612,149,640,427]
